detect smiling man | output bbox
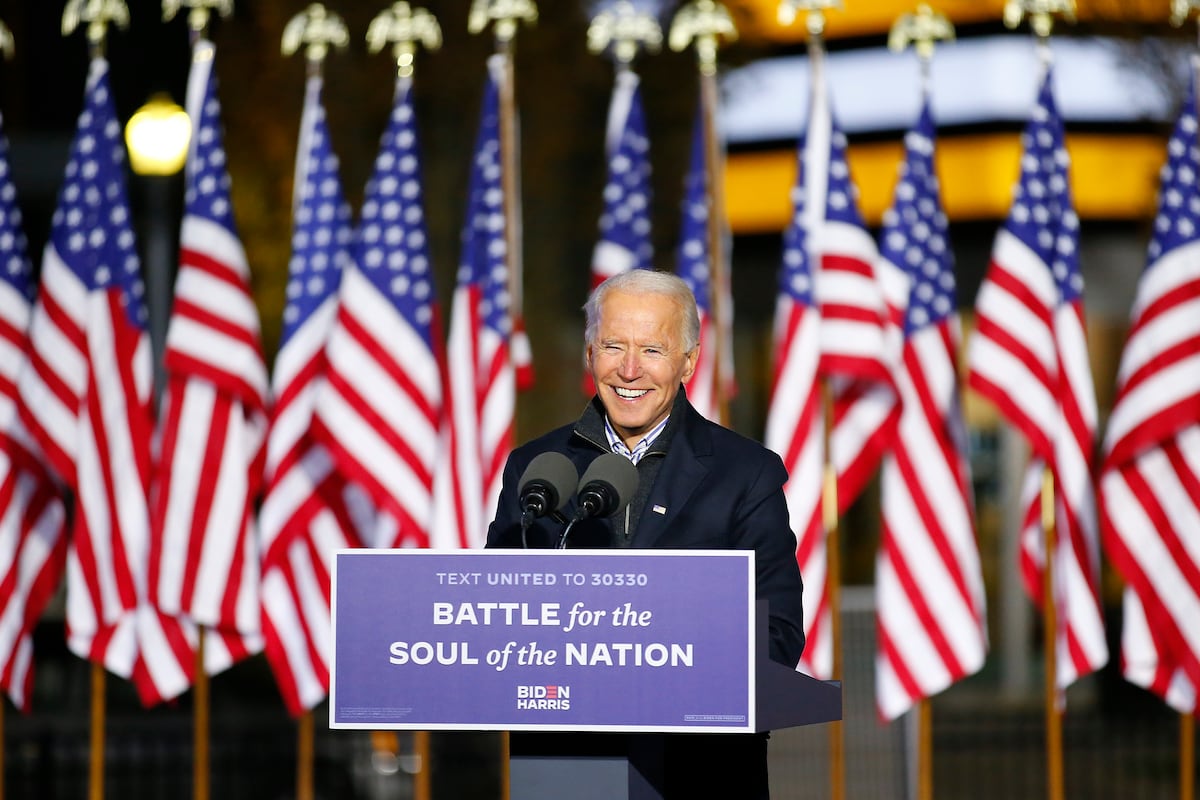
[487,269,805,799]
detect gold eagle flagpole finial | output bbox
[1172,0,1200,25]
[889,3,954,91]
[282,4,350,73]
[0,19,13,62]
[889,4,954,62]
[163,0,233,39]
[1003,0,1075,40]
[777,0,843,40]
[668,0,737,76]
[63,0,130,55]
[468,0,538,45]
[588,1,662,66]
[367,2,442,78]
[1171,0,1200,47]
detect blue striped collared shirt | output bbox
[604,415,669,465]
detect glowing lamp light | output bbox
[124,94,191,176]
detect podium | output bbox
[331,549,841,799]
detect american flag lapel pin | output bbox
[652,504,666,515]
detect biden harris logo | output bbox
[516,685,571,710]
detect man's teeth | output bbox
[614,387,649,399]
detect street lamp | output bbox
[125,93,191,400]
[125,93,191,175]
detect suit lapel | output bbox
[631,405,712,548]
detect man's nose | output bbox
[618,350,642,379]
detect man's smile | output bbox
[613,387,650,400]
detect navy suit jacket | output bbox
[486,397,806,668]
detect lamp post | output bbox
[124,92,191,399]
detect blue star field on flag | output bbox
[52,61,146,330]
[281,82,354,347]
[676,116,711,314]
[355,80,437,348]
[1004,70,1082,305]
[599,75,653,271]
[186,60,238,233]
[0,118,31,303]
[458,71,511,340]
[879,102,956,337]
[1147,78,1200,262]
[826,115,867,228]
[780,142,816,308]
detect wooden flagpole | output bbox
[89,662,105,800]
[1040,471,1064,800]
[61,5,134,799]
[279,5,354,799]
[194,631,210,800]
[297,712,314,800]
[1182,714,1195,800]
[916,700,932,800]
[667,0,736,427]
[885,9,955,799]
[469,4,536,797]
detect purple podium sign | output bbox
[330,549,756,733]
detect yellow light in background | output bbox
[124,94,191,176]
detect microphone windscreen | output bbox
[518,452,579,512]
[578,453,640,515]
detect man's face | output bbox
[587,289,698,448]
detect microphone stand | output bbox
[520,509,535,549]
[556,518,579,550]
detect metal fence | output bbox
[768,587,1196,800]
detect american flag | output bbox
[966,69,1107,692]
[312,75,442,550]
[150,40,268,675]
[18,58,191,706]
[433,55,516,549]
[591,67,653,286]
[765,46,899,679]
[876,102,987,720]
[806,46,901,515]
[763,128,826,675]
[1099,78,1200,712]
[259,73,364,716]
[0,116,67,711]
[676,111,727,422]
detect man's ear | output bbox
[681,346,699,384]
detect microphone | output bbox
[557,453,640,549]
[518,452,578,522]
